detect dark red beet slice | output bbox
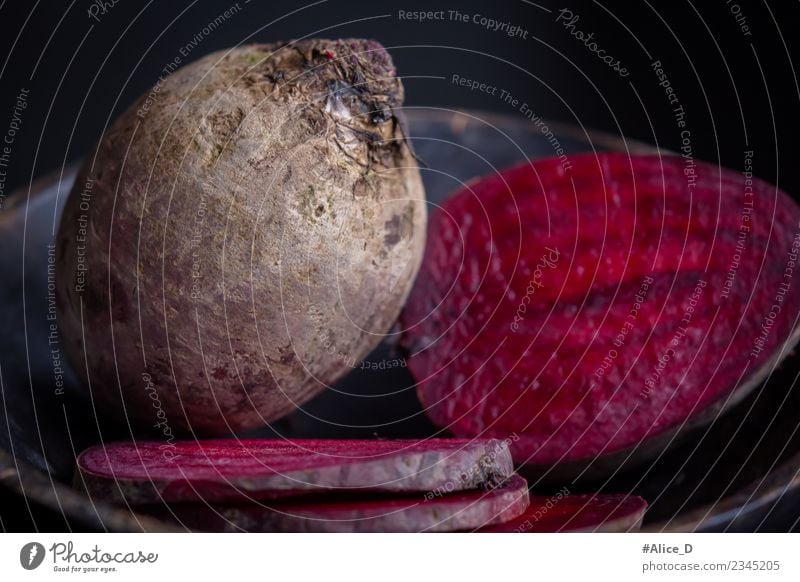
[158,475,529,532]
[77,438,513,504]
[401,153,800,474]
[480,493,647,532]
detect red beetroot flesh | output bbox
[160,475,529,532]
[480,493,647,532]
[77,438,513,504]
[401,153,800,466]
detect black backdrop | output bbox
[1,0,799,198]
[1,0,799,530]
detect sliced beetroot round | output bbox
[401,153,800,473]
[480,493,647,532]
[159,474,529,532]
[76,438,514,504]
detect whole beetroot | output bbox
[402,153,800,475]
[56,39,426,434]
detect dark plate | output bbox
[1,109,799,532]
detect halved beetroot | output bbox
[159,475,529,532]
[76,438,513,504]
[401,153,800,474]
[480,493,647,532]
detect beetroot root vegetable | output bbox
[55,39,426,434]
[401,153,800,473]
[480,493,647,532]
[160,474,529,532]
[77,438,514,504]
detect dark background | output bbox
[1,0,799,530]
[1,0,799,197]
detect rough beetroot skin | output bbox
[159,474,529,532]
[55,39,426,435]
[401,153,800,469]
[480,493,647,532]
[77,438,513,504]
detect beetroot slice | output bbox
[76,438,514,504]
[480,493,647,532]
[401,153,800,471]
[159,475,529,532]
